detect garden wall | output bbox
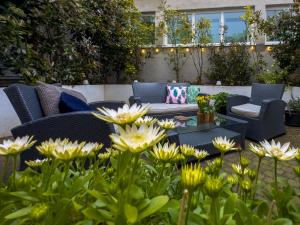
[138,47,275,83]
[1,85,300,138]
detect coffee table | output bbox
[168,114,248,157]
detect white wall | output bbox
[1,85,299,138]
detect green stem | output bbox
[253,157,262,199]
[185,190,193,225]
[63,161,70,183]
[12,155,17,190]
[211,197,220,225]
[274,158,278,191]
[44,159,55,191]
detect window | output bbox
[164,10,247,45]
[141,14,155,45]
[224,12,247,42]
[195,13,221,43]
[266,7,289,43]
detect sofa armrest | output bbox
[226,95,250,114]
[11,111,115,169]
[12,111,115,144]
[259,99,287,119]
[88,101,125,110]
[129,96,142,106]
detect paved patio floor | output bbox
[0,126,300,189]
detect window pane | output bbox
[141,15,155,45]
[224,11,247,43]
[266,9,287,42]
[167,14,192,45]
[195,13,221,43]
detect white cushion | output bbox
[142,103,198,114]
[231,103,261,118]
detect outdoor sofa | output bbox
[227,83,286,141]
[4,83,124,169]
[129,82,206,118]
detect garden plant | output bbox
[0,104,300,225]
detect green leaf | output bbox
[82,207,104,222]
[138,195,169,220]
[5,206,32,219]
[124,204,138,224]
[224,194,237,215]
[272,218,293,225]
[128,185,144,200]
[9,191,39,202]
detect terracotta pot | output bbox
[204,113,210,123]
[209,112,215,123]
[197,112,205,124]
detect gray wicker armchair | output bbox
[226,83,286,141]
[4,84,125,169]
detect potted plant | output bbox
[212,92,230,115]
[286,97,300,126]
[196,95,215,123]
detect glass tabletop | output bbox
[172,114,239,135]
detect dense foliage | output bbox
[0,0,148,84]
[207,44,253,86]
[0,104,300,225]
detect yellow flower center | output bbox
[130,134,146,143]
[116,113,131,123]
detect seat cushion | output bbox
[187,85,200,104]
[143,103,198,114]
[59,92,91,113]
[166,85,187,104]
[36,82,87,116]
[231,103,261,118]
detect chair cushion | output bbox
[59,92,91,113]
[231,103,261,118]
[36,82,87,116]
[143,103,198,114]
[166,85,187,104]
[187,85,200,104]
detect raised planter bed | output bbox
[285,110,300,127]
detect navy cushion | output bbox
[59,92,91,113]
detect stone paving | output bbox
[222,126,300,190]
[1,126,300,190]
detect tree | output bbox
[190,17,212,84]
[157,1,192,82]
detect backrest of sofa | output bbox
[132,82,167,103]
[250,83,285,105]
[132,82,190,103]
[4,84,44,123]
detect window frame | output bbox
[141,12,156,47]
[162,8,249,47]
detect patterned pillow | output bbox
[187,85,201,104]
[36,82,87,116]
[166,85,187,104]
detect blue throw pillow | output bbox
[59,92,91,113]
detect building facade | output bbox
[134,0,293,83]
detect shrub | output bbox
[207,44,253,86]
[288,98,300,112]
[0,0,147,84]
[213,92,230,114]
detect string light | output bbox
[250,46,255,51]
[266,46,272,52]
[201,48,205,53]
[155,48,160,53]
[141,49,146,54]
[185,48,190,53]
[170,48,174,53]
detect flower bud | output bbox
[30,203,49,221]
[204,177,223,198]
[240,156,249,168]
[248,169,256,181]
[240,179,252,193]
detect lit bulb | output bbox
[266,46,272,52]
[185,48,190,52]
[201,48,205,53]
[141,49,146,54]
[170,48,174,53]
[155,48,159,53]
